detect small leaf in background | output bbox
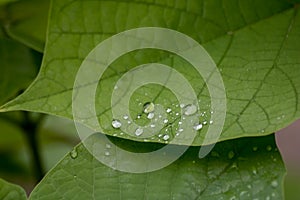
[0,0,50,52]
[0,37,39,105]
[0,178,27,200]
[29,134,285,200]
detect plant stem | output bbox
[21,112,45,182]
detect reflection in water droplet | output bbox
[209,120,213,124]
[70,149,78,159]
[147,112,155,119]
[135,127,143,136]
[228,151,235,159]
[166,108,172,113]
[105,151,110,156]
[266,145,272,151]
[193,123,203,131]
[143,102,155,113]
[123,115,129,120]
[163,134,170,141]
[112,119,122,128]
[150,124,156,128]
[163,119,169,124]
[271,180,278,188]
[183,104,197,116]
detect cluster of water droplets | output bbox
[110,99,215,142]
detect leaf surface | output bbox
[0,178,26,200]
[29,135,285,200]
[1,0,300,145]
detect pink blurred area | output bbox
[276,119,300,175]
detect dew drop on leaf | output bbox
[266,145,272,151]
[183,104,197,116]
[70,148,78,159]
[135,127,143,136]
[163,134,170,141]
[143,102,155,113]
[112,119,122,128]
[228,151,235,159]
[193,123,203,131]
[271,180,278,188]
[147,112,155,119]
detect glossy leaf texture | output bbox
[29,134,285,200]
[1,0,300,145]
[0,178,26,200]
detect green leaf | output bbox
[0,37,38,105]
[0,0,50,52]
[29,135,285,199]
[0,178,27,200]
[1,0,300,145]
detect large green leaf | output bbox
[1,0,300,145]
[0,178,26,200]
[0,0,50,52]
[29,134,285,199]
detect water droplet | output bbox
[253,146,258,151]
[147,112,155,119]
[106,144,111,149]
[178,121,182,125]
[209,120,213,124]
[137,115,141,119]
[229,196,236,200]
[266,196,270,200]
[228,151,235,159]
[163,134,170,141]
[166,108,172,113]
[252,168,257,175]
[178,128,183,132]
[112,119,122,128]
[135,127,143,136]
[143,102,155,113]
[123,115,129,120]
[105,151,110,156]
[150,124,156,128]
[240,191,248,197]
[266,145,272,151]
[114,85,118,90]
[180,103,185,108]
[211,151,220,157]
[203,121,207,125]
[183,104,197,116]
[175,112,179,116]
[271,180,278,188]
[70,148,78,159]
[227,31,234,35]
[163,119,169,124]
[193,123,203,131]
[127,120,132,124]
[271,192,276,197]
